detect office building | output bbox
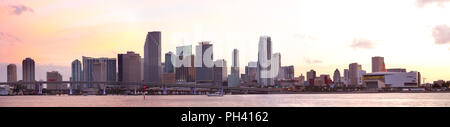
[22,58,35,90]
[71,59,82,89]
[372,56,386,72]
[195,42,214,82]
[118,51,141,89]
[144,31,162,83]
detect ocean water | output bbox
[1,93,450,107]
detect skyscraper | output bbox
[257,36,272,86]
[71,59,82,89]
[244,62,258,83]
[164,51,175,73]
[333,69,341,84]
[344,69,349,86]
[349,63,362,87]
[118,51,141,89]
[22,58,35,89]
[307,69,316,86]
[144,31,162,83]
[195,42,214,82]
[175,45,195,83]
[372,56,386,72]
[7,64,17,83]
[213,59,227,85]
[82,56,116,88]
[228,49,240,87]
[93,62,107,89]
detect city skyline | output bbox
[1,0,450,82]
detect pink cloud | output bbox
[9,5,34,15]
[432,25,450,44]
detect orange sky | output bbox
[1,0,450,82]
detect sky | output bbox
[0,0,449,83]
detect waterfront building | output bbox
[257,36,273,86]
[213,59,227,86]
[22,58,35,90]
[363,71,421,90]
[82,56,116,88]
[144,31,162,83]
[46,71,63,90]
[372,56,386,72]
[228,49,240,87]
[118,51,141,89]
[7,64,17,83]
[71,59,82,90]
[348,63,361,87]
[164,51,175,73]
[195,42,214,83]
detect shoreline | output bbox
[2,91,450,96]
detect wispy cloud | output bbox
[432,25,450,44]
[304,58,322,64]
[417,0,450,8]
[349,38,376,49]
[9,4,34,15]
[0,32,21,46]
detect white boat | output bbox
[207,91,223,97]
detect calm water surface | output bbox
[1,93,450,107]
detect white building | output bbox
[363,71,420,90]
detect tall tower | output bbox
[257,36,272,86]
[229,49,240,87]
[7,64,17,83]
[349,63,362,87]
[372,56,385,72]
[22,58,35,89]
[164,51,175,73]
[333,69,341,84]
[144,31,162,83]
[71,59,82,89]
[118,51,141,89]
[195,42,214,82]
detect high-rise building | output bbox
[333,69,341,84]
[344,69,349,86]
[164,51,175,73]
[140,58,144,81]
[372,56,386,72]
[118,51,141,89]
[349,63,362,87]
[22,58,35,89]
[93,62,107,89]
[195,42,214,82]
[7,64,17,83]
[278,65,294,80]
[144,31,162,83]
[257,36,273,86]
[358,70,366,86]
[47,71,63,90]
[244,62,258,83]
[228,49,240,87]
[298,74,305,86]
[307,70,316,86]
[175,45,195,83]
[319,74,332,86]
[82,56,116,88]
[71,59,82,90]
[213,59,227,86]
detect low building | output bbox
[363,71,420,90]
[46,71,63,90]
